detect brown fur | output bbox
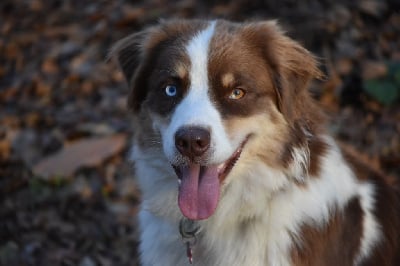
[342,150,400,266]
[291,197,363,266]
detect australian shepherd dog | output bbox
[111,19,400,266]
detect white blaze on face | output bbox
[161,21,234,165]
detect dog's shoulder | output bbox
[341,144,400,265]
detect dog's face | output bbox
[112,19,323,220]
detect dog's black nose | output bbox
[175,126,210,159]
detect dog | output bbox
[111,19,400,265]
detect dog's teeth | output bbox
[178,179,182,186]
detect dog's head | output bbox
[112,19,325,220]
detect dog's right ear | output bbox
[110,30,146,111]
[110,26,166,112]
[112,32,146,84]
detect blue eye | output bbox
[165,85,177,97]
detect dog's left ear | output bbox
[243,21,323,123]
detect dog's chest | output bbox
[194,217,292,266]
[138,207,293,266]
[134,152,297,266]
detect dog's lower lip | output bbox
[216,137,248,182]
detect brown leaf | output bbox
[358,0,387,17]
[24,112,41,128]
[30,0,44,11]
[0,139,11,160]
[41,58,59,75]
[114,5,145,27]
[33,134,128,178]
[339,141,381,171]
[362,60,388,80]
[335,58,353,76]
[320,72,341,112]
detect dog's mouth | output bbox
[173,138,248,220]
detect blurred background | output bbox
[0,0,399,265]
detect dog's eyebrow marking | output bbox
[221,73,235,88]
[185,21,216,93]
[175,63,188,79]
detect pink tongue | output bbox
[178,164,220,220]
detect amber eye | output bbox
[229,88,246,100]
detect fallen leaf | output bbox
[358,0,387,17]
[33,134,128,178]
[0,139,11,160]
[335,58,353,76]
[362,61,388,80]
[41,58,59,75]
[339,141,381,171]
